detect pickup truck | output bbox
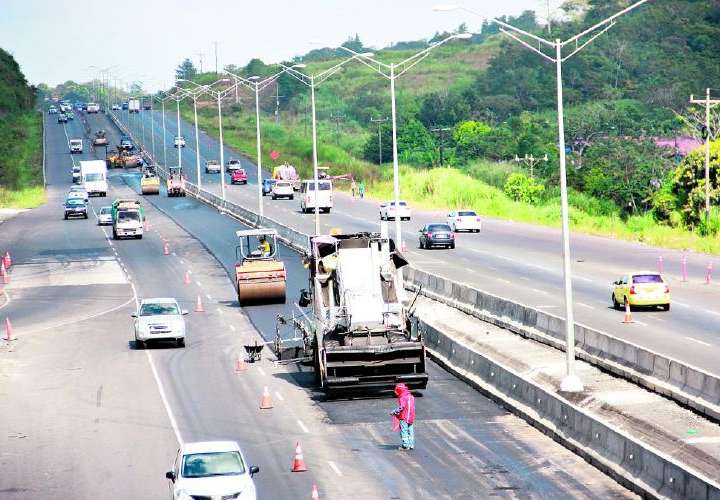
[69,139,83,154]
[225,159,242,172]
[93,130,108,146]
[205,160,221,174]
[174,136,186,148]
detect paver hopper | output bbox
[235,229,286,305]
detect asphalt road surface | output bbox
[0,110,637,497]
[114,106,720,376]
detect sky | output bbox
[0,0,550,91]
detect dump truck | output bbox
[140,166,160,195]
[166,166,186,197]
[234,229,286,306]
[111,199,144,221]
[93,130,108,146]
[272,162,301,191]
[274,230,428,394]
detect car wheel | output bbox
[113,229,118,240]
[177,338,185,348]
[452,224,457,232]
[135,339,145,349]
[290,195,294,200]
[450,242,455,249]
[612,294,620,310]
[64,214,68,220]
[419,239,424,249]
[662,304,670,312]
[84,214,88,219]
[272,195,277,200]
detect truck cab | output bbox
[69,139,83,154]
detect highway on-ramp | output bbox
[0,110,636,497]
[115,107,720,376]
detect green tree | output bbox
[398,119,436,166]
[175,58,198,81]
[504,173,545,204]
[671,140,720,227]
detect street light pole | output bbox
[194,95,202,191]
[434,0,652,392]
[254,84,263,216]
[218,92,226,201]
[389,63,401,249]
[162,99,167,168]
[310,75,320,234]
[176,99,182,169]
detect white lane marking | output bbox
[652,317,666,323]
[146,351,183,444]
[536,305,559,308]
[258,367,266,376]
[576,302,595,310]
[216,307,223,315]
[685,336,712,347]
[574,275,594,283]
[497,278,511,285]
[685,436,720,444]
[673,301,690,308]
[229,325,236,332]
[195,281,203,287]
[530,288,549,295]
[0,289,11,311]
[632,320,648,327]
[328,461,343,477]
[703,309,720,317]
[297,419,309,433]
[520,277,530,281]
[274,391,284,401]
[206,293,212,300]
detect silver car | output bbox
[133,298,187,348]
[97,206,113,225]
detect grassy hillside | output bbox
[0,48,44,208]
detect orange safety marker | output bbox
[291,442,307,472]
[184,270,191,285]
[0,262,8,284]
[622,301,633,324]
[163,241,170,255]
[4,317,15,341]
[194,295,205,312]
[3,251,11,269]
[311,484,319,500]
[235,355,247,372]
[259,386,273,409]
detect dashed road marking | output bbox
[576,302,595,310]
[258,367,266,376]
[297,419,309,434]
[195,281,203,287]
[328,461,343,476]
[275,391,284,401]
[685,336,711,347]
[216,307,223,315]
[530,288,549,295]
[497,278,511,285]
[229,325,236,332]
[206,293,212,300]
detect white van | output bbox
[69,139,83,154]
[80,160,108,197]
[300,179,333,213]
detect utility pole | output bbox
[329,112,345,144]
[371,117,389,164]
[274,82,284,123]
[431,126,451,166]
[213,41,219,74]
[514,153,549,179]
[690,89,720,223]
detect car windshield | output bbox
[458,211,477,217]
[235,169,245,175]
[139,302,179,316]
[276,182,290,188]
[99,207,111,215]
[66,199,84,206]
[207,161,218,165]
[182,451,245,478]
[390,201,407,207]
[428,224,451,232]
[632,274,664,284]
[306,182,331,191]
[118,211,141,222]
[85,173,104,182]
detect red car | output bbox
[231,169,248,185]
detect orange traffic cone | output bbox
[4,317,15,341]
[622,300,633,324]
[259,386,273,409]
[145,220,152,231]
[3,251,11,269]
[235,355,247,372]
[291,442,307,472]
[0,262,8,284]
[194,295,205,312]
[400,240,407,253]
[184,270,191,285]
[163,241,170,255]
[311,484,319,500]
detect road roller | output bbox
[140,165,160,195]
[234,229,287,306]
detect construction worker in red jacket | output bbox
[390,383,416,450]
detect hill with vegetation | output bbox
[0,48,43,208]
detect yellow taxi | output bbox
[611,271,670,311]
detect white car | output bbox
[447,209,482,232]
[71,165,81,184]
[111,104,121,111]
[205,160,221,174]
[380,200,411,221]
[271,181,294,200]
[133,298,187,348]
[86,102,100,113]
[225,159,242,172]
[48,106,58,114]
[166,441,259,500]
[174,136,186,148]
[97,206,113,225]
[67,188,88,203]
[300,179,333,214]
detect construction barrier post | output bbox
[657,255,663,274]
[681,255,688,282]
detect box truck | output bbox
[80,160,108,197]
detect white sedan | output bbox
[133,298,187,348]
[174,136,186,148]
[380,200,411,221]
[447,209,482,232]
[271,181,294,200]
[166,441,259,500]
[97,206,113,225]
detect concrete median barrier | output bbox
[420,315,720,499]
[405,267,720,423]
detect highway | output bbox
[0,110,635,497]
[116,107,720,376]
